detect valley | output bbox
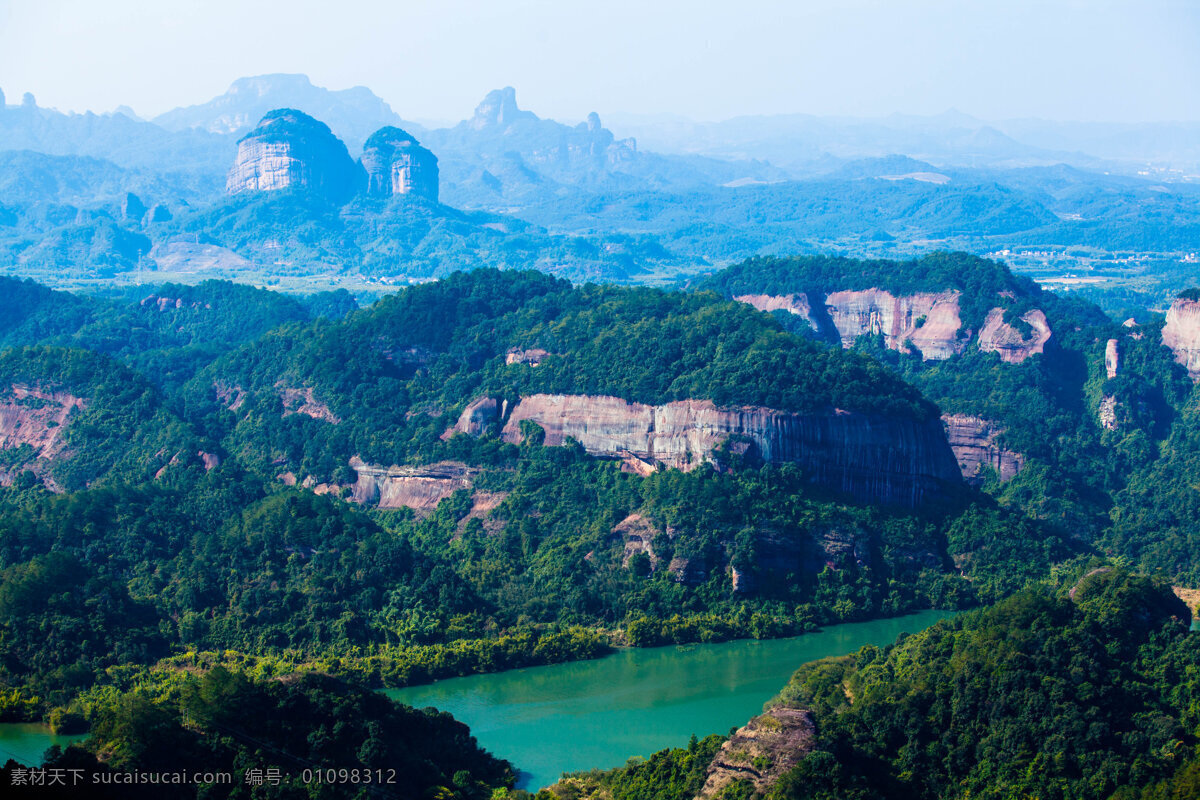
[0,15,1199,795]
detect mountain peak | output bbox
[227,73,317,98]
[154,74,410,152]
[471,87,536,130]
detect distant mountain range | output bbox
[3,73,1200,297]
[152,74,418,154]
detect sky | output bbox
[0,0,1197,124]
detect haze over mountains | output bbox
[2,73,1200,305]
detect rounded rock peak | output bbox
[363,125,421,151]
[586,112,602,133]
[239,107,339,144]
[361,126,438,201]
[21,92,35,108]
[227,108,359,201]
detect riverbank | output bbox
[387,609,957,790]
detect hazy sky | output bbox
[0,0,1197,124]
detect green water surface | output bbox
[0,723,87,766]
[388,609,955,789]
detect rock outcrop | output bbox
[469,87,537,130]
[734,292,1054,364]
[734,293,818,332]
[500,394,961,507]
[120,192,147,222]
[978,308,1051,363]
[276,383,339,423]
[1162,296,1200,380]
[0,384,87,491]
[442,396,502,439]
[613,513,659,570]
[349,457,474,512]
[941,413,1023,484]
[1100,338,1121,430]
[825,289,965,359]
[694,707,815,800]
[226,108,359,201]
[360,126,439,201]
[505,348,551,366]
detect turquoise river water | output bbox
[388,609,955,790]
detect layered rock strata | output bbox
[734,291,1053,364]
[360,126,439,201]
[734,294,818,332]
[1100,338,1121,430]
[226,108,359,201]
[978,308,1051,363]
[694,707,815,800]
[0,384,86,460]
[824,289,965,359]
[500,394,961,507]
[941,413,1024,484]
[442,396,502,438]
[1162,297,1200,380]
[348,457,474,511]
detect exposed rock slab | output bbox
[734,293,818,332]
[226,108,359,201]
[501,394,961,507]
[505,348,551,366]
[276,383,339,423]
[695,707,815,800]
[1105,338,1120,379]
[734,292,1054,365]
[825,289,964,360]
[978,308,1051,363]
[941,413,1023,484]
[0,384,86,459]
[1162,297,1200,380]
[442,396,501,439]
[361,126,439,201]
[613,513,659,570]
[349,457,474,511]
[0,384,88,492]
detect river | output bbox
[0,723,86,767]
[387,609,955,790]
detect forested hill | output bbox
[0,265,1197,797]
[551,567,1200,800]
[0,267,1066,730]
[702,252,1200,586]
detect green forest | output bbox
[0,255,1197,797]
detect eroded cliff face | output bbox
[1100,338,1121,430]
[1162,297,1200,380]
[500,394,961,507]
[978,308,1051,363]
[441,396,501,439]
[734,293,818,332]
[694,707,815,800]
[360,126,439,201]
[733,291,1053,363]
[825,289,965,360]
[348,457,474,512]
[226,109,359,201]
[0,384,87,491]
[941,413,1024,484]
